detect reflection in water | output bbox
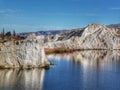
[47,50,120,70]
[74,51,120,90]
[0,69,45,90]
[46,50,120,90]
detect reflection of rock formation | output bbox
[73,50,120,67]
[0,69,45,90]
[54,50,120,68]
[47,50,120,73]
[47,53,73,61]
[73,50,120,89]
[47,50,120,89]
[47,50,119,61]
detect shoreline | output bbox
[44,48,120,54]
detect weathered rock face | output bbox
[75,24,120,49]
[0,34,48,69]
[44,39,75,49]
[44,24,120,50]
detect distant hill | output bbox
[35,30,72,35]
[19,30,72,37]
[107,23,120,28]
[19,23,120,38]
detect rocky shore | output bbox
[0,34,50,69]
[0,23,120,69]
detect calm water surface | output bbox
[0,50,120,90]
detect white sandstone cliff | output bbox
[44,24,120,50]
[0,34,48,69]
[76,24,120,49]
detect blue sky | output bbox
[0,0,120,33]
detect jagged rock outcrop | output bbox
[44,24,120,50]
[75,24,120,49]
[0,33,49,69]
[45,39,74,49]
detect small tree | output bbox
[13,29,16,37]
[6,31,11,36]
[2,28,5,39]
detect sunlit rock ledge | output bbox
[0,34,49,69]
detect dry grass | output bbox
[44,48,75,54]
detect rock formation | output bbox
[75,24,120,49]
[44,24,120,51]
[1,23,120,69]
[0,33,49,69]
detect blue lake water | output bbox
[0,50,120,90]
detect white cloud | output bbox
[85,13,98,16]
[110,7,120,10]
[34,12,82,16]
[0,9,16,14]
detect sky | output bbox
[0,0,120,33]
